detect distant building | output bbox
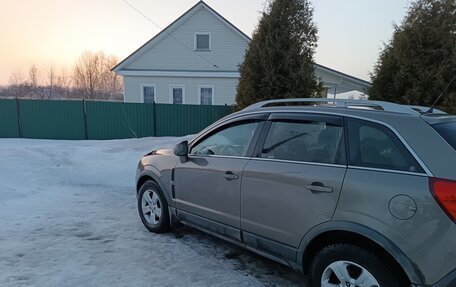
[113,1,371,105]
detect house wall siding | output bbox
[125,7,248,72]
[124,76,238,105]
[117,3,371,104]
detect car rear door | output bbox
[240,113,347,258]
[174,114,267,241]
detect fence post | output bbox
[82,99,88,140]
[15,97,22,138]
[153,100,157,137]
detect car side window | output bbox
[261,120,345,164]
[190,121,260,157]
[347,118,424,173]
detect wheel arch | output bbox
[136,175,154,194]
[136,167,173,206]
[297,221,424,285]
[136,169,180,228]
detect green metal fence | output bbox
[85,101,156,140]
[0,99,233,140]
[0,99,20,138]
[19,99,86,140]
[155,104,232,137]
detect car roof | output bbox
[199,99,453,141]
[242,98,447,116]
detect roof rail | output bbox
[243,98,422,115]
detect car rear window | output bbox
[347,118,425,173]
[433,122,456,150]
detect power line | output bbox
[121,0,219,69]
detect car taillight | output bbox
[430,178,456,223]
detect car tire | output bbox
[137,180,170,233]
[310,243,402,287]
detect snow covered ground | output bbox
[0,137,308,287]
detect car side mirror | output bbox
[174,141,189,157]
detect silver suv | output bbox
[135,99,456,287]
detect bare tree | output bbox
[3,51,123,100]
[27,65,49,99]
[73,51,123,100]
[28,65,39,88]
[9,70,26,86]
[47,65,56,99]
[56,68,72,99]
[8,69,30,98]
[101,55,123,100]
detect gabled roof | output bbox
[113,1,371,87]
[315,63,371,86]
[112,1,251,72]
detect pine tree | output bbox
[369,0,456,113]
[235,0,322,109]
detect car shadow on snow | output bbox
[169,225,310,287]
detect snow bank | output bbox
[0,137,307,287]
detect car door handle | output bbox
[305,182,333,193]
[224,171,239,181]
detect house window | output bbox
[141,84,155,103]
[199,85,214,105]
[169,85,185,104]
[195,33,211,51]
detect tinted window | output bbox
[347,119,424,173]
[191,121,259,157]
[433,122,456,151]
[261,120,345,164]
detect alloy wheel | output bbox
[141,189,162,226]
[321,260,380,287]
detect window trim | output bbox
[346,116,432,176]
[188,120,265,159]
[189,113,269,146]
[253,114,347,165]
[189,114,268,158]
[140,84,156,103]
[194,32,211,51]
[267,113,343,126]
[252,157,347,169]
[198,85,214,105]
[347,165,429,177]
[345,117,427,175]
[262,111,433,176]
[168,84,185,104]
[187,109,433,177]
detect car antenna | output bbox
[427,74,456,113]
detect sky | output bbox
[0,0,412,85]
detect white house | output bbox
[113,1,371,105]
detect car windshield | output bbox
[433,121,456,151]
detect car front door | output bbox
[174,114,266,240]
[240,113,347,258]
